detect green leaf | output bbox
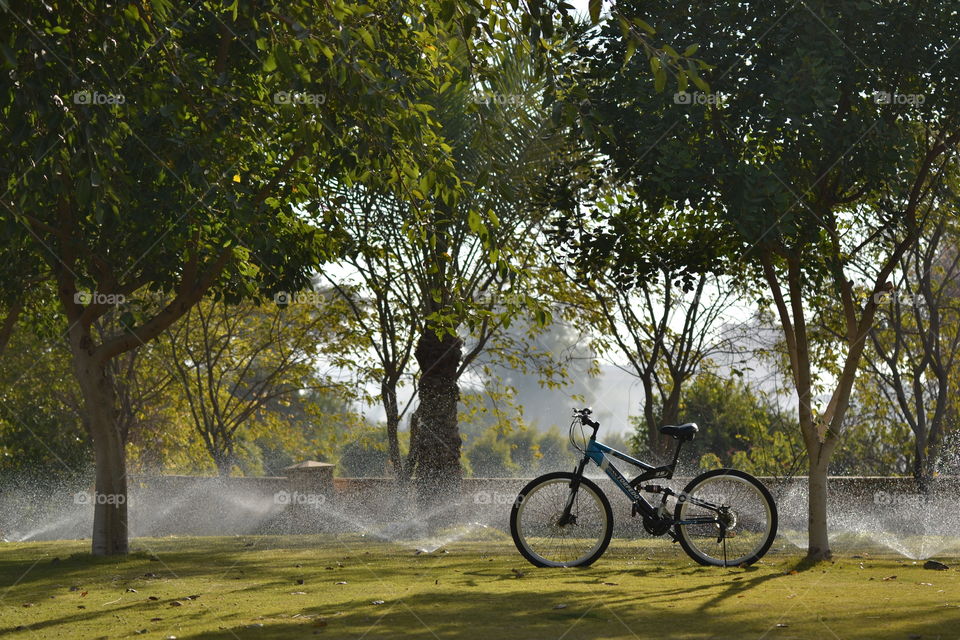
[462,13,477,37]
[588,0,601,23]
[263,52,277,72]
[632,18,655,35]
[683,44,699,57]
[688,62,710,92]
[468,209,483,234]
[357,28,374,48]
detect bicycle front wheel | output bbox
[674,468,777,567]
[510,471,613,568]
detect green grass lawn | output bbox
[2,533,958,639]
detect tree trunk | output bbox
[806,451,832,561]
[382,378,410,488]
[71,342,129,556]
[918,430,942,494]
[213,449,234,476]
[658,391,683,460]
[913,433,927,490]
[410,328,463,526]
[640,378,672,462]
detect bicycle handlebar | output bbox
[572,408,600,430]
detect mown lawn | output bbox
[1,534,958,639]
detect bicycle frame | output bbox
[560,424,726,533]
[581,439,663,520]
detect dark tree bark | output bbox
[409,327,463,525]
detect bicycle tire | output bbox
[510,471,613,568]
[674,468,777,567]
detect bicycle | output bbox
[510,408,778,567]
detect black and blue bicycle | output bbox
[510,408,778,567]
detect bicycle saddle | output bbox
[659,423,699,441]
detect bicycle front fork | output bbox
[558,457,590,526]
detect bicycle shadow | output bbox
[607,558,810,611]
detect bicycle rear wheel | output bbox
[510,471,613,567]
[674,468,777,567]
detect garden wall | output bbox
[6,465,956,541]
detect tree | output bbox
[829,372,912,476]
[162,295,351,475]
[337,425,394,478]
[560,0,960,561]
[322,39,579,516]
[0,0,466,554]
[0,298,89,474]
[464,423,578,477]
[574,265,743,461]
[630,370,803,477]
[860,208,960,487]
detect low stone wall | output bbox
[335,475,960,538]
[125,461,336,536]
[6,470,956,541]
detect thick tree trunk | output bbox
[71,344,129,556]
[410,328,463,526]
